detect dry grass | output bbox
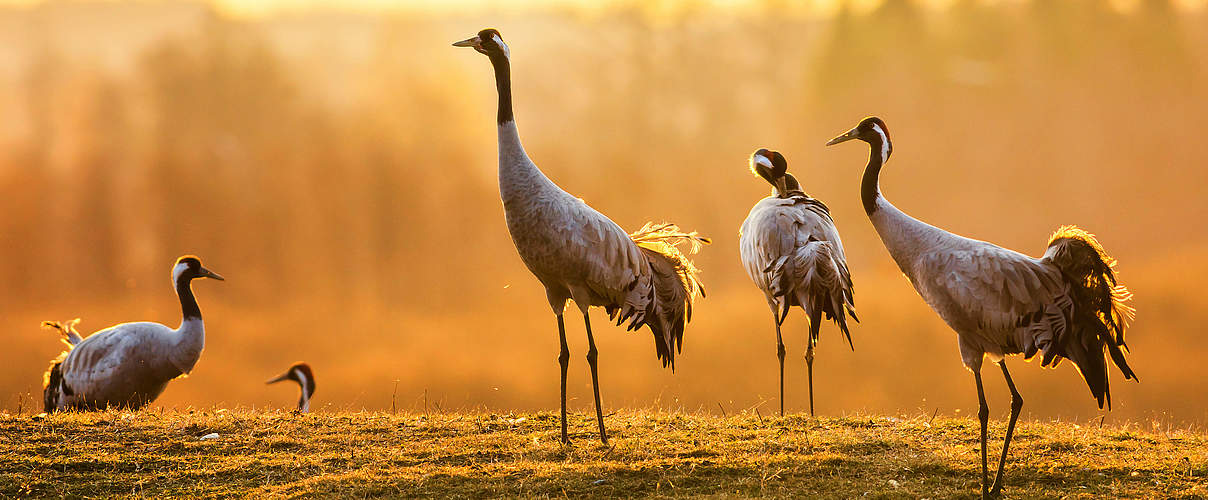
[3,409,1205,498]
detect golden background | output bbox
[2,0,1205,426]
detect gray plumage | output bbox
[497,121,707,364]
[456,28,707,444]
[42,256,224,412]
[740,149,856,416]
[828,116,1134,498]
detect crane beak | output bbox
[266,372,291,385]
[198,267,225,281]
[452,36,481,49]
[826,128,859,146]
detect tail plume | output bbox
[43,351,68,412]
[765,239,858,350]
[43,318,84,347]
[1044,225,1136,409]
[624,222,708,370]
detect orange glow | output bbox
[2,0,1205,427]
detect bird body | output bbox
[497,123,650,318]
[828,116,1134,497]
[42,256,223,412]
[456,28,707,444]
[740,149,855,415]
[741,195,854,330]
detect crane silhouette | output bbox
[43,256,224,412]
[739,148,856,416]
[454,28,708,445]
[828,116,1136,498]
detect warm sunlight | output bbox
[3,0,1206,497]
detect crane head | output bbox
[267,362,316,399]
[826,116,893,162]
[172,255,225,285]
[453,28,509,59]
[749,149,790,197]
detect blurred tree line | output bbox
[0,0,1202,312]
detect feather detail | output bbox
[1042,225,1136,409]
[628,222,708,370]
[42,318,84,347]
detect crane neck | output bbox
[490,52,513,125]
[171,275,206,375]
[489,50,558,203]
[176,275,202,322]
[861,137,889,216]
[298,389,310,413]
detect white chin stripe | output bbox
[752,154,773,170]
[172,262,190,284]
[871,123,890,163]
[492,34,509,58]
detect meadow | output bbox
[4,409,1206,498]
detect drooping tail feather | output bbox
[765,239,858,350]
[42,319,82,413]
[43,351,68,412]
[1043,225,1136,410]
[622,222,708,371]
[43,318,84,347]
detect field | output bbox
[4,410,1205,498]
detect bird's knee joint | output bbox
[776,344,786,358]
[978,405,989,422]
[1011,396,1024,412]
[586,348,598,363]
[558,350,569,364]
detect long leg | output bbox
[975,369,990,499]
[990,361,1024,496]
[557,314,570,444]
[806,306,822,417]
[584,312,608,445]
[774,317,786,417]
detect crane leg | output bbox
[557,314,570,445]
[807,306,822,418]
[805,339,816,418]
[990,361,1023,496]
[775,319,786,417]
[974,369,990,499]
[584,312,608,445]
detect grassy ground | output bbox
[2,409,1205,499]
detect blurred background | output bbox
[2,0,1206,426]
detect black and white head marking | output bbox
[869,122,891,164]
[750,148,775,174]
[457,28,509,60]
[173,256,201,286]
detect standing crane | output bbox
[453,28,708,445]
[827,117,1136,498]
[739,148,856,416]
[267,362,316,413]
[42,255,224,412]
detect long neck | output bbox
[171,276,205,374]
[490,52,513,125]
[298,390,310,413]
[861,137,887,215]
[491,51,557,204]
[859,136,947,278]
[177,276,202,323]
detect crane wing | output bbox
[915,241,1069,355]
[740,196,857,338]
